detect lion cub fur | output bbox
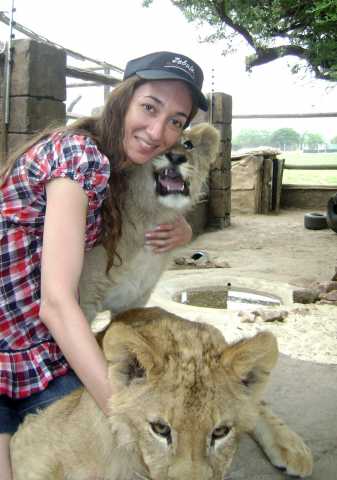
[79,123,220,324]
[11,307,313,479]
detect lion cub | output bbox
[11,307,313,480]
[79,123,220,324]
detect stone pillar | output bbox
[189,92,232,232]
[208,92,232,229]
[0,39,66,164]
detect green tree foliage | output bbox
[331,135,337,144]
[232,128,328,150]
[271,128,301,149]
[144,0,337,81]
[233,129,272,148]
[302,132,325,148]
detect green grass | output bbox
[282,151,337,186]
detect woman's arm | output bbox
[39,177,112,415]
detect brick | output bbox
[211,93,232,124]
[0,39,66,100]
[209,169,231,190]
[208,188,231,217]
[0,96,65,133]
[7,133,36,156]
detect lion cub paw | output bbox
[253,407,313,477]
[267,426,313,477]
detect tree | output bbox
[144,0,337,81]
[233,129,272,149]
[302,132,325,149]
[270,128,301,149]
[331,135,337,144]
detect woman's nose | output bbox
[147,117,166,142]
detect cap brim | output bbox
[136,69,208,112]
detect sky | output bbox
[1,0,336,141]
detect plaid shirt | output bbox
[0,133,110,398]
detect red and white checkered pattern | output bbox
[0,133,110,398]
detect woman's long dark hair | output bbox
[1,76,198,270]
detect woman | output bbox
[0,50,208,479]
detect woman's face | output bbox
[123,80,193,165]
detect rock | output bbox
[213,259,231,268]
[293,288,320,304]
[319,290,337,302]
[314,281,337,294]
[173,254,231,269]
[331,267,337,281]
[174,256,187,266]
[317,300,337,306]
[326,282,337,293]
[252,309,288,322]
[238,311,257,323]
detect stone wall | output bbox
[0,39,66,162]
[281,186,337,209]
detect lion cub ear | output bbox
[186,122,220,164]
[102,323,163,388]
[221,331,278,398]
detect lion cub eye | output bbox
[211,425,231,443]
[150,421,172,440]
[183,140,194,150]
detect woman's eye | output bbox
[143,103,155,113]
[183,140,194,150]
[170,118,184,130]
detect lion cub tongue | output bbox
[159,169,185,192]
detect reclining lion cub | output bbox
[79,123,220,324]
[11,307,313,479]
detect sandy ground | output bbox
[149,208,337,365]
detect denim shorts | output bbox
[0,370,82,434]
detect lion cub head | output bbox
[103,307,278,480]
[152,123,220,210]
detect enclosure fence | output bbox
[232,112,337,173]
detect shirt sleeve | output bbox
[27,133,110,208]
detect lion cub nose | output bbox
[166,152,187,165]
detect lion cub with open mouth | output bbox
[79,123,220,324]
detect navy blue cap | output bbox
[124,51,208,111]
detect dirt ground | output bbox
[176,208,336,286]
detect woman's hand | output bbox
[145,215,192,253]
